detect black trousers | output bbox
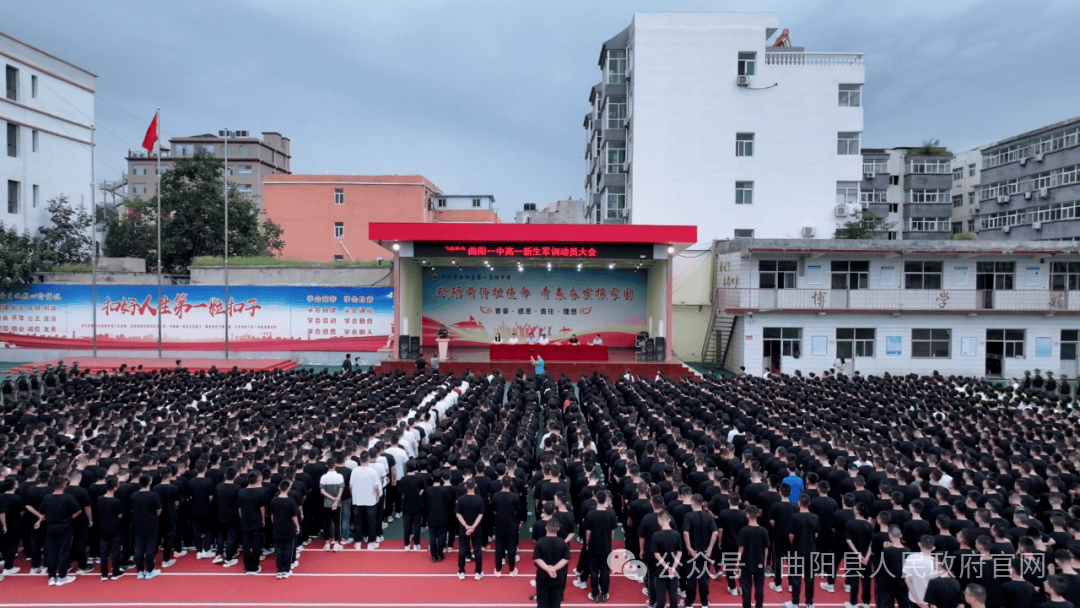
[457,531,483,574]
[848,560,872,605]
[790,550,815,606]
[324,507,343,542]
[536,583,565,608]
[273,537,294,573]
[159,519,176,561]
[684,556,710,607]
[876,578,910,608]
[99,532,122,577]
[429,524,446,558]
[741,568,765,608]
[494,532,517,571]
[241,529,262,572]
[403,510,423,546]
[190,516,214,553]
[589,553,610,595]
[353,504,378,543]
[655,569,680,608]
[44,526,73,579]
[216,522,239,559]
[133,528,158,573]
[72,522,89,568]
[1,527,20,570]
[27,523,45,568]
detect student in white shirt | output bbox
[349,452,382,550]
[507,333,519,345]
[591,334,604,345]
[537,332,549,345]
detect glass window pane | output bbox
[855,328,875,340]
[931,342,950,358]
[932,329,950,341]
[912,342,930,358]
[837,328,853,339]
[1005,330,1024,341]
[836,342,852,358]
[987,329,1003,340]
[763,328,780,339]
[779,261,797,271]
[760,274,776,289]
[1063,343,1078,361]
[1062,330,1079,342]
[913,329,930,340]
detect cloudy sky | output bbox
[5,0,1079,217]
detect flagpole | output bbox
[90,125,98,358]
[222,128,230,360]
[156,108,163,359]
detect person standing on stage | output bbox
[270,480,300,579]
[40,476,80,586]
[534,518,571,608]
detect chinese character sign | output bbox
[421,267,647,347]
[0,285,392,352]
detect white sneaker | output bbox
[3,567,20,575]
[223,559,238,567]
[458,572,466,580]
[355,542,364,551]
[144,570,160,580]
[530,578,537,587]
[211,555,224,564]
[783,602,797,608]
[769,583,783,592]
[844,602,855,608]
[291,561,299,569]
[495,570,502,578]
[510,568,519,576]
[474,572,483,581]
[368,542,380,550]
[161,559,176,568]
[33,567,47,575]
[382,522,389,529]
[48,577,57,586]
[175,550,188,557]
[334,543,343,552]
[58,575,76,585]
[324,543,332,552]
[377,535,384,542]
[820,582,834,593]
[573,580,588,589]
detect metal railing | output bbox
[716,287,1080,313]
[764,52,863,66]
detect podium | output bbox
[436,338,450,361]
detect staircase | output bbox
[700,307,738,370]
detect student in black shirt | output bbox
[1043,574,1076,608]
[97,478,125,581]
[188,461,216,559]
[651,511,683,608]
[924,555,963,608]
[214,467,241,566]
[64,470,93,575]
[399,460,426,553]
[425,471,453,562]
[491,475,521,576]
[238,472,266,574]
[845,502,874,607]
[738,504,770,608]
[583,490,618,602]
[455,478,485,580]
[681,494,717,608]
[534,518,571,608]
[153,467,182,567]
[40,476,80,586]
[1,479,25,575]
[718,494,748,594]
[129,475,162,579]
[789,493,820,608]
[270,480,300,579]
[877,525,909,608]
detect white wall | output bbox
[627,13,864,245]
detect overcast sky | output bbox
[6,0,1079,216]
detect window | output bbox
[735,181,753,205]
[906,158,951,174]
[968,164,976,177]
[968,192,976,205]
[133,184,148,195]
[5,65,17,101]
[967,219,976,232]
[863,159,889,174]
[607,96,626,129]
[133,165,147,176]
[239,144,250,157]
[838,84,861,107]
[606,141,626,173]
[759,260,797,289]
[1051,262,1080,290]
[472,198,481,208]
[328,188,342,206]
[763,327,801,356]
[860,189,887,204]
[6,122,16,157]
[831,261,869,289]
[32,184,38,208]
[952,222,962,234]
[976,262,1014,290]
[837,132,860,155]
[837,328,875,358]
[906,189,949,203]
[904,261,943,289]
[238,165,252,176]
[889,175,900,186]
[30,74,37,98]
[7,180,18,214]
[606,49,626,84]
[912,329,950,358]
[333,222,344,238]
[523,203,537,211]
[236,184,253,195]
[888,203,899,213]
[987,329,1025,358]
[907,218,950,232]
[737,52,756,76]
[734,229,754,238]
[156,166,168,175]
[437,198,447,208]
[952,168,963,181]
[836,181,859,205]
[952,195,963,208]
[605,186,626,219]
[886,231,898,240]
[1061,330,1078,362]
[31,129,37,153]
[735,133,754,157]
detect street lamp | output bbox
[219,129,234,359]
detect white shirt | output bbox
[902,552,938,602]
[538,336,549,345]
[373,457,390,486]
[592,338,603,345]
[508,337,519,344]
[386,446,407,479]
[349,465,380,506]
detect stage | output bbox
[8,357,300,374]
[376,346,699,378]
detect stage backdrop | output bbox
[0,284,393,351]
[422,267,647,347]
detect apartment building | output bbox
[515,198,588,224]
[1,30,96,234]
[583,13,864,243]
[126,131,290,208]
[950,147,983,235]
[860,147,955,240]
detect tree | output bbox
[952,232,977,241]
[834,210,895,239]
[101,202,156,270]
[910,139,950,156]
[0,223,58,289]
[36,194,94,265]
[105,153,285,273]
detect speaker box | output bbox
[644,338,656,353]
[654,337,666,357]
[410,336,421,358]
[399,335,412,359]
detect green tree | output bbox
[36,194,94,264]
[834,210,895,239]
[952,231,977,241]
[0,223,58,289]
[102,201,156,270]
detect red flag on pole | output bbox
[142,113,158,153]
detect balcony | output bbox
[715,287,1080,314]
[764,52,863,66]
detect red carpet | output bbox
[0,538,852,607]
[9,357,299,374]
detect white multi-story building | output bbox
[1,31,96,234]
[584,13,864,244]
[859,147,955,240]
[950,147,983,235]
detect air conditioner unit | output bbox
[1002,225,1011,233]
[1035,152,1045,162]
[1039,187,1049,198]
[1019,157,1028,166]
[834,205,849,217]
[860,201,869,210]
[996,195,1010,203]
[802,226,816,237]
[1024,191,1033,200]
[864,172,875,179]
[737,75,751,87]
[1033,221,1043,231]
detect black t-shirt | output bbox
[491,491,520,535]
[533,535,570,587]
[63,485,91,524]
[425,485,453,526]
[0,493,25,533]
[1039,601,1076,608]
[154,482,181,522]
[583,508,617,556]
[738,525,770,570]
[790,511,820,552]
[189,477,215,518]
[718,508,748,549]
[454,493,485,531]
[41,492,80,530]
[399,474,427,514]
[845,518,873,554]
[130,490,162,532]
[1001,579,1037,608]
[681,510,717,553]
[270,496,299,540]
[238,487,265,532]
[216,481,241,525]
[923,576,962,608]
[97,495,124,537]
[649,528,682,565]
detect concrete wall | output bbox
[189,265,393,286]
[670,247,714,362]
[399,259,423,341]
[672,305,709,362]
[42,272,159,284]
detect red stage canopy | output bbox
[369,222,697,250]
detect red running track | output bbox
[0,539,853,607]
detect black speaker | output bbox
[654,337,666,357]
[410,336,421,358]
[399,335,412,359]
[644,338,656,353]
